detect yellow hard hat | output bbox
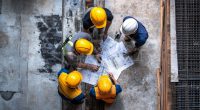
[90,7,107,28]
[75,38,94,55]
[97,75,112,93]
[66,71,83,88]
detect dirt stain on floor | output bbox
[36,15,62,73]
[0,32,9,48]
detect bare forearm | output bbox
[109,73,118,85]
[112,78,118,85]
[77,62,89,69]
[77,63,99,71]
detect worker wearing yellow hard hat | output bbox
[57,32,100,104]
[82,6,113,36]
[74,38,94,55]
[89,73,122,103]
[57,69,85,104]
[64,32,100,72]
[82,7,113,62]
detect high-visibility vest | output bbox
[58,72,82,100]
[94,85,116,103]
[63,35,74,55]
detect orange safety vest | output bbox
[58,72,82,100]
[94,85,117,103]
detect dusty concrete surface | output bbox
[0,0,160,110]
[105,0,160,110]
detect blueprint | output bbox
[81,37,134,85]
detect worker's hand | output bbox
[88,64,99,72]
[114,31,121,40]
[95,54,102,63]
[108,72,114,79]
[123,48,139,56]
[108,72,118,84]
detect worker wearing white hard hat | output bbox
[116,16,148,55]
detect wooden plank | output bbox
[166,0,172,109]
[156,68,161,110]
[159,0,164,109]
[159,0,172,110]
[160,0,164,50]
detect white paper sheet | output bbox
[81,37,134,85]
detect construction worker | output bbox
[64,32,100,71]
[57,69,85,104]
[82,6,113,40]
[82,7,113,55]
[89,73,122,103]
[117,16,148,55]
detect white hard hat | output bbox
[120,18,138,36]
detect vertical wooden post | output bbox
[159,0,171,110]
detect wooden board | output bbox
[159,0,172,110]
[156,68,161,110]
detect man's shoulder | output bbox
[136,21,148,34]
[73,32,92,41]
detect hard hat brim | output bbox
[120,25,136,36]
[120,18,139,36]
[87,42,94,55]
[95,19,107,29]
[120,25,125,35]
[90,7,107,29]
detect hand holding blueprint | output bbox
[81,37,134,85]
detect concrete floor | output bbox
[0,0,160,110]
[0,0,62,110]
[105,0,160,110]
